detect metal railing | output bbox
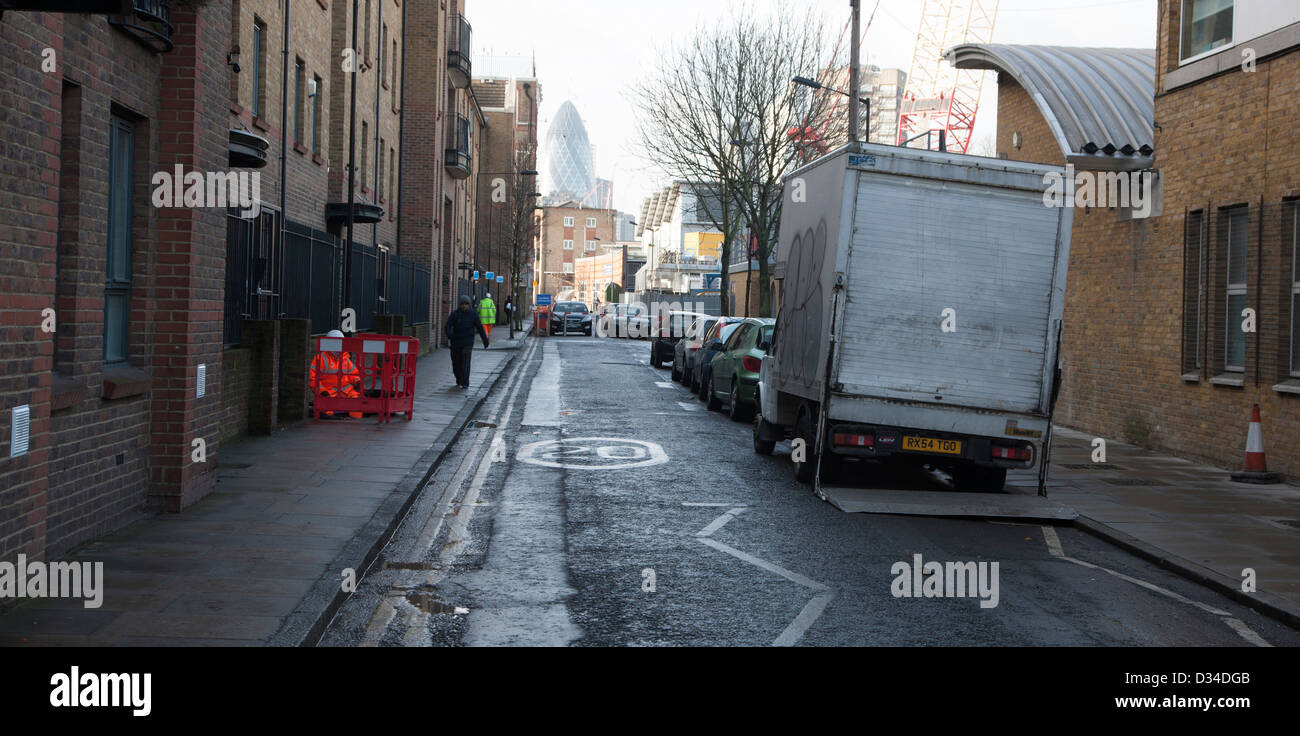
[108,0,173,53]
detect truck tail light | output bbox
[742,356,761,372]
[833,433,873,447]
[991,444,1031,461]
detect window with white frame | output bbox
[1181,0,1233,62]
[1225,207,1248,372]
[564,216,574,226]
[585,240,595,251]
[563,239,573,250]
[563,262,574,274]
[586,217,596,227]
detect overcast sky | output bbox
[474,0,1157,216]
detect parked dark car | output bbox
[651,310,708,368]
[673,316,717,385]
[549,301,592,336]
[692,317,742,398]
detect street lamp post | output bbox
[792,76,872,144]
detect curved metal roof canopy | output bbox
[946,44,1155,170]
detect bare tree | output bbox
[632,5,845,317]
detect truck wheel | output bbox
[793,408,816,484]
[706,375,723,411]
[753,417,776,455]
[729,382,753,422]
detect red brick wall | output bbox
[0,3,231,559]
[992,11,1300,478]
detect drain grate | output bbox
[1104,478,1167,486]
[1060,463,1122,470]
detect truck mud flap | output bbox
[820,487,1078,521]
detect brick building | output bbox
[533,203,617,301]
[949,0,1300,479]
[472,73,540,312]
[0,0,498,561]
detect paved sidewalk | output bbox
[0,330,531,646]
[1047,427,1300,624]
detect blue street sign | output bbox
[496,275,504,283]
[486,271,495,280]
[472,270,480,280]
[537,294,552,307]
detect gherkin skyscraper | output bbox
[543,100,596,204]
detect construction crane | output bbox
[897,0,998,154]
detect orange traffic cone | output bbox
[1230,404,1282,484]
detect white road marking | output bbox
[1039,525,1270,647]
[521,340,561,426]
[696,507,747,537]
[516,437,669,470]
[681,502,746,507]
[677,401,701,412]
[698,538,830,593]
[655,381,675,389]
[774,591,834,647]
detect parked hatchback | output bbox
[651,311,708,368]
[692,317,742,397]
[705,318,775,420]
[673,316,718,385]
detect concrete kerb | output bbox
[1069,515,1300,631]
[269,338,528,647]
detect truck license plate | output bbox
[902,436,963,455]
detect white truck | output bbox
[754,142,1072,493]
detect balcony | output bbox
[444,114,471,179]
[447,15,472,89]
[108,0,173,53]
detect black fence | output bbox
[224,212,430,346]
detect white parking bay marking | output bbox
[655,382,674,389]
[677,401,700,412]
[521,341,561,426]
[1039,526,1272,647]
[693,508,833,647]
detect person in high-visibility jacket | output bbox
[310,329,363,417]
[478,292,497,339]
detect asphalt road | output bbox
[320,333,1300,647]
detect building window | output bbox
[389,147,396,212]
[1291,204,1300,377]
[1182,210,1205,375]
[585,240,595,251]
[311,75,322,152]
[1224,206,1248,372]
[563,262,574,274]
[1180,0,1233,62]
[294,58,305,144]
[360,120,368,185]
[586,217,597,227]
[392,37,399,103]
[380,24,387,80]
[363,0,372,59]
[563,240,573,250]
[563,216,574,227]
[378,137,385,200]
[105,114,135,364]
[252,18,266,118]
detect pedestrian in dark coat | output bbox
[444,295,489,388]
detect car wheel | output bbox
[697,371,709,401]
[728,381,753,422]
[706,375,723,411]
[650,347,661,368]
[670,360,681,382]
[753,416,777,455]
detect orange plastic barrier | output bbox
[311,333,419,423]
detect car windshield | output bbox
[557,303,587,314]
